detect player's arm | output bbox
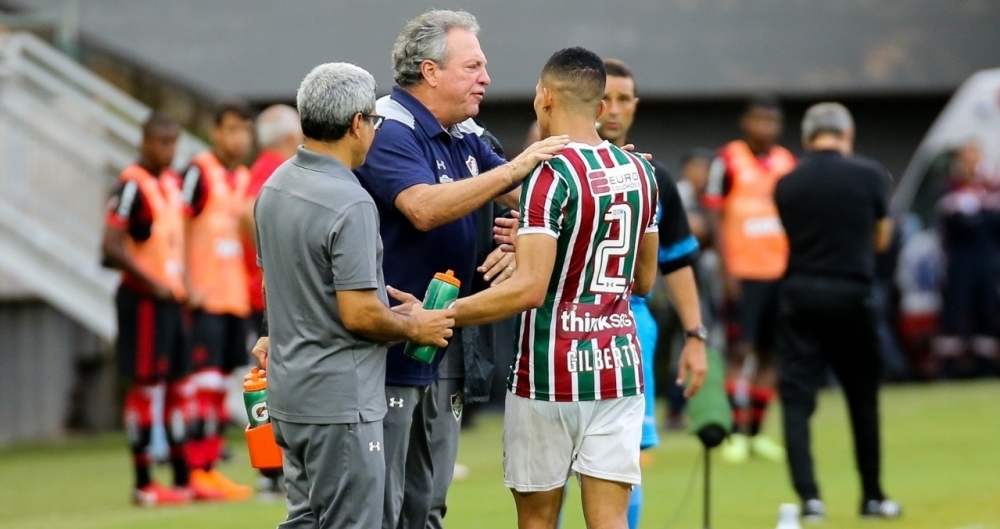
[664,266,707,397]
[102,182,173,300]
[702,156,739,301]
[449,233,557,327]
[393,136,568,231]
[181,163,208,309]
[241,200,257,254]
[872,166,893,253]
[875,218,892,252]
[632,233,659,297]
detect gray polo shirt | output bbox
[255,146,388,424]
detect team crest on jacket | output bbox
[451,391,464,421]
[466,156,479,176]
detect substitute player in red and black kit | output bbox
[102,114,223,505]
[181,102,255,500]
[704,96,796,464]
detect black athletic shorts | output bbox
[733,279,781,351]
[191,310,249,372]
[116,285,190,382]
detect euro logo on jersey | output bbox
[587,165,644,196]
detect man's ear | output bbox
[543,87,554,111]
[350,113,364,138]
[595,99,608,121]
[420,60,439,88]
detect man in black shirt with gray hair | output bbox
[774,102,901,522]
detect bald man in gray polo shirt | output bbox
[254,63,455,529]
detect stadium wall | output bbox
[0,299,115,447]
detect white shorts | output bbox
[502,391,644,492]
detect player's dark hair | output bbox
[213,100,254,126]
[744,94,782,116]
[541,47,606,105]
[142,112,178,136]
[682,148,716,166]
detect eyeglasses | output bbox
[362,113,385,131]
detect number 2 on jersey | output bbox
[590,203,633,294]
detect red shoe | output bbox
[132,482,193,507]
[187,469,228,501]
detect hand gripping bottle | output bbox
[243,367,269,427]
[242,366,282,470]
[403,270,461,364]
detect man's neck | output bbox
[303,139,355,169]
[404,85,461,129]
[213,151,239,170]
[809,135,850,155]
[549,112,603,145]
[268,142,298,160]
[745,139,773,156]
[138,158,164,176]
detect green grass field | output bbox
[1,381,998,529]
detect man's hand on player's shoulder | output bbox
[621,143,653,161]
[506,135,570,184]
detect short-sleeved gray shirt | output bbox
[255,146,388,424]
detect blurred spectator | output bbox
[244,104,303,334]
[663,148,722,430]
[894,217,944,376]
[933,140,1000,377]
[704,96,796,464]
[677,148,716,245]
[181,101,255,499]
[242,103,303,498]
[872,218,910,381]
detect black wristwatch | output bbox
[685,325,708,342]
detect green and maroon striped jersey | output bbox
[510,141,660,402]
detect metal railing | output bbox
[0,31,206,342]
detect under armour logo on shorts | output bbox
[369,442,381,452]
[389,398,405,408]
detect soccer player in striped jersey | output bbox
[429,47,706,529]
